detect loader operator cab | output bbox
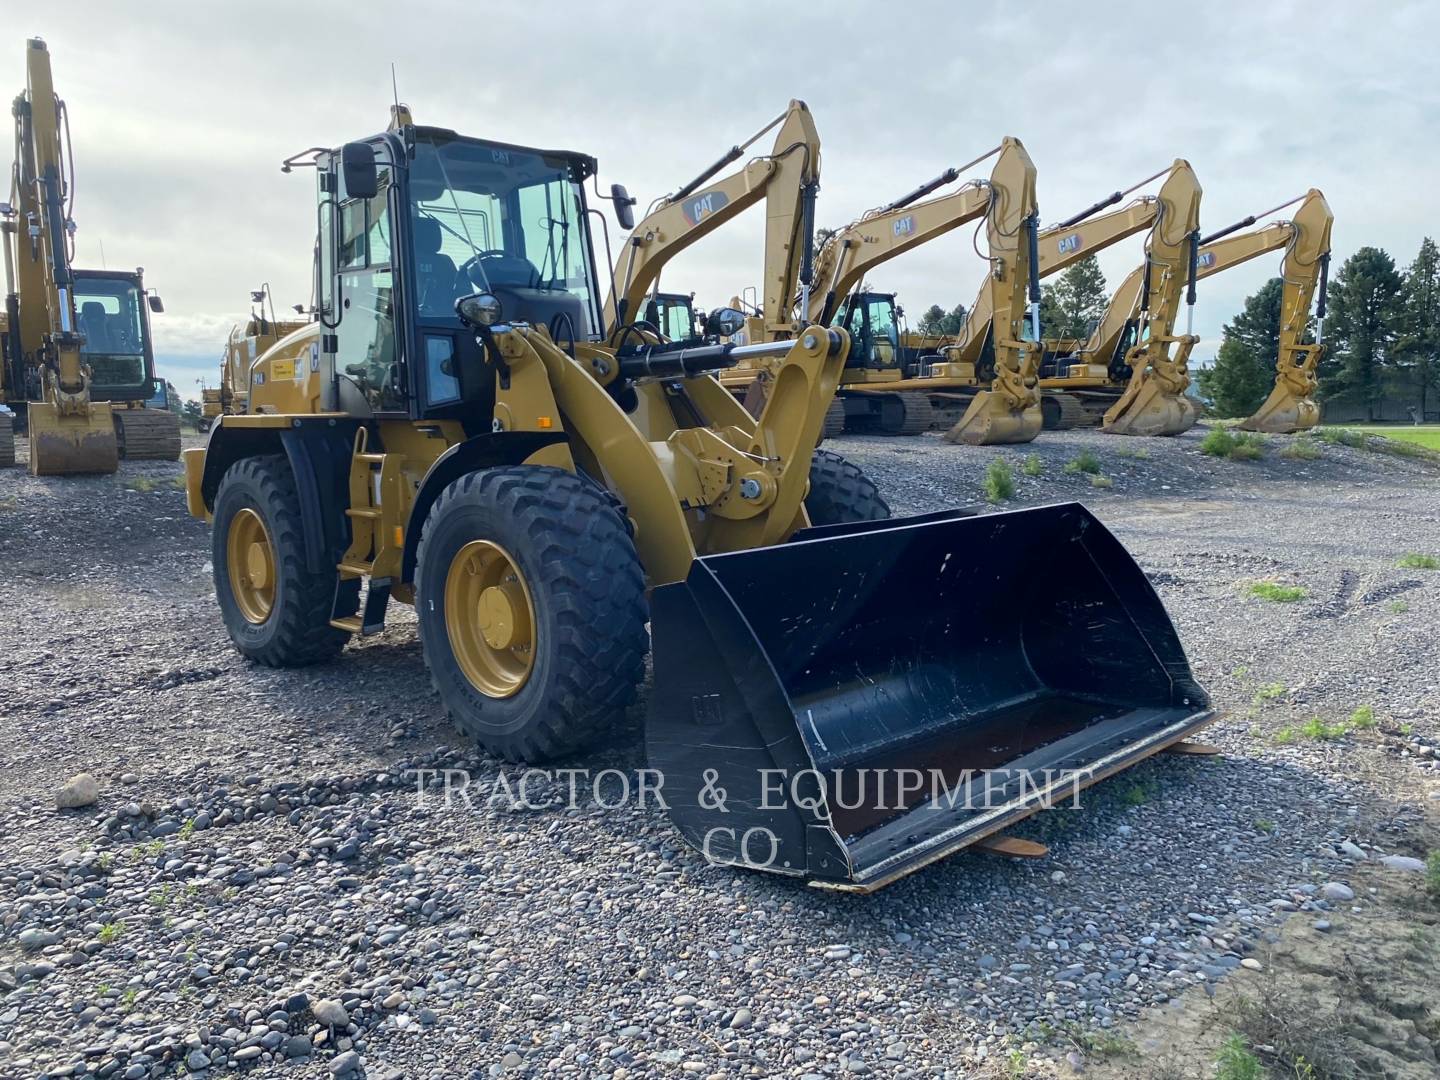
[71,270,165,403]
[833,291,902,372]
[315,125,604,423]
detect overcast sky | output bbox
[14,1,1439,396]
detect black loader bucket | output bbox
[647,503,1213,892]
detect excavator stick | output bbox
[944,390,1043,445]
[28,398,118,475]
[648,502,1213,891]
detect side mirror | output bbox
[341,142,379,200]
[147,292,165,314]
[895,305,905,319]
[705,306,746,338]
[610,183,636,230]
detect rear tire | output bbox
[415,466,648,762]
[212,455,348,666]
[805,449,890,525]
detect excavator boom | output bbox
[603,101,820,341]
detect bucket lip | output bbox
[690,500,1101,567]
[810,704,1218,893]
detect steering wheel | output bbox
[459,250,510,286]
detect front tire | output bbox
[805,449,891,525]
[212,455,348,666]
[415,466,648,762]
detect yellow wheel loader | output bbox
[204,285,311,425]
[0,38,180,473]
[1193,191,1333,433]
[187,111,1215,891]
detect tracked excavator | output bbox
[186,107,1213,891]
[1040,171,1205,437]
[603,100,819,347]
[729,138,1043,443]
[1018,161,1205,429]
[1190,191,1333,433]
[0,38,180,473]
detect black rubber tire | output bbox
[415,466,648,762]
[212,455,348,667]
[805,449,891,525]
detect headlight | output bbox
[456,292,503,327]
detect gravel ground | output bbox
[1,424,1438,1079]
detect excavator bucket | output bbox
[1236,382,1319,434]
[648,503,1213,892]
[27,400,119,475]
[1101,385,1198,437]
[944,391,1043,445]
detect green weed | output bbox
[1397,552,1439,570]
[1213,1035,1263,1080]
[1348,705,1376,730]
[1280,440,1321,461]
[98,922,123,945]
[1089,474,1114,489]
[1064,450,1102,475]
[1300,716,1348,741]
[984,458,1016,503]
[1021,454,1043,477]
[1252,682,1287,704]
[1248,581,1307,603]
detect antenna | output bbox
[391,63,400,110]
[98,238,107,269]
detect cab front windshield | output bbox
[73,274,148,391]
[410,134,600,337]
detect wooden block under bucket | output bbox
[973,835,1049,859]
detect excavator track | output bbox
[0,413,14,467]
[821,398,847,441]
[889,391,935,435]
[115,409,182,461]
[1040,391,1089,431]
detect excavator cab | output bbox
[833,292,903,373]
[642,291,701,342]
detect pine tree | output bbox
[918,304,948,336]
[1040,255,1108,339]
[1197,278,1283,417]
[1392,237,1440,418]
[1319,247,1403,419]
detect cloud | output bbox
[16,0,1439,381]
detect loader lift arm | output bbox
[1195,189,1333,433]
[602,101,820,343]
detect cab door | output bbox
[318,150,406,413]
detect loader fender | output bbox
[198,418,359,574]
[400,430,569,585]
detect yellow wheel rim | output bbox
[227,507,275,624]
[444,540,536,698]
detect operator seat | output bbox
[80,301,114,353]
[414,216,458,315]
